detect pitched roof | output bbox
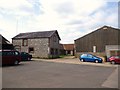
[0,34,10,44]
[75,25,120,41]
[12,30,61,40]
[60,44,74,50]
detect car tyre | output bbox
[14,60,19,65]
[95,60,99,63]
[28,57,31,61]
[81,59,84,62]
[111,61,115,64]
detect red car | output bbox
[108,56,120,64]
[0,50,21,65]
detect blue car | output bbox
[79,54,102,63]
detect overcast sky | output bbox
[0,0,119,44]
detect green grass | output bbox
[59,55,72,58]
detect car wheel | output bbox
[95,60,99,63]
[27,57,30,61]
[28,58,31,61]
[111,61,115,64]
[14,60,19,65]
[81,59,84,62]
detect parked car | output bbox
[0,50,21,65]
[20,52,32,61]
[79,54,103,63]
[108,56,120,64]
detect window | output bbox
[82,54,87,57]
[55,49,58,55]
[0,52,2,56]
[7,51,14,56]
[51,48,54,55]
[1,51,13,56]
[115,56,119,59]
[22,39,28,46]
[14,51,19,56]
[88,54,93,58]
[53,35,57,42]
[29,47,34,53]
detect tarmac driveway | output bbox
[2,60,118,88]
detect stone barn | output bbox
[12,30,61,58]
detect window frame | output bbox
[22,39,28,46]
[29,47,34,53]
[50,48,54,55]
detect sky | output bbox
[0,0,119,44]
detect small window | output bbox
[22,39,28,46]
[82,54,87,57]
[88,54,93,58]
[14,51,19,55]
[0,52,2,56]
[29,47,34,53]
[115,56,119,59]
[55,49,58,55]
[7,51,14,56]
[51,48,54,55]
[53,35,57,42]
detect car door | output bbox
[2,51,14,64]
[0,51,2,64]
[87,54,94,62]
[8,51,15,64]
[14,51,21,61]
[115,56,120,63]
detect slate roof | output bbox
[12,30,61,40]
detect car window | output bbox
[87,54,93,58]
[21,52,27,55]
[0,52,2,56]
[21,52,24,55]
[115,56,120,59]
[24,52,27,55]
[0,52,2,55]
[2,51,6,56]
[15,51,19,56]
[7,51,14,56]
[1,51,16,56]
[81,54,87,57]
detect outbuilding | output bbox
[75,26,120,58]
[12,30,61,58]
[0,34,13,50]
[60,44,74,56]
